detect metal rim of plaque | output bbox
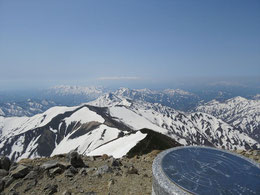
[152,146,260,195]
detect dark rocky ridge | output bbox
[127,129,182,158]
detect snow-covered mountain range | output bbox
[0,99,57,117]
[253,94,260,100]
[43,85,108,106]
[113,87,200,111]
[49,85,105,97]
[47,86,200,111]
[196,96,260,142]
[0,94,259,161]
[0,87,200,117]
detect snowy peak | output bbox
[116,87,132,94]
[253,94,260,100]
[197,96,260,115]
[114,88,194,97]
[163,89,192,96]
[112,88,199,111]
[196,96,260,142]
[135,88,154,93]
[89,93,132,107]
[44,85,108,107]
[203,96,253,107]
[228,96,248,103]
[49,85,105,96]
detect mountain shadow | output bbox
[127,128,182,157]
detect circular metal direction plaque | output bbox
[152,146,260,195]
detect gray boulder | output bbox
[24,170,38,180]
[9,162,18,172]
[64,166,78,177]
[0,178,4,192]
[94,165,112,176]
[79,168,88,176]
[10,165,30,178]
[41,160,66,170]
[1,175,15,188]
[43,184,58,195]
[0,169,8,177]
[24,179,37,192]
[109,158,122,167]
[0,156,11,171]
[49,167,63,176]
[11,181,23,191]
[68,151,86,168]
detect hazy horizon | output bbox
[0,76,259,94]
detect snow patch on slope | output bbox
[51,124,121,156]
[64,107,105,126]
[88,131,147,158]
[109,106,168,134]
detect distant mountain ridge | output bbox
[0,87,200,117]
[44,85,108,106]
[3,86,258,117]
[112,87,200,111]
[0,99,57,117]
[49,85,105,96]
[48,86,200,111]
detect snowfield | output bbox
[87,131,147,158]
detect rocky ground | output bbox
[0,149,259,195]
[235,149,260,163]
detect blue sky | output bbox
[0,0,259,90]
